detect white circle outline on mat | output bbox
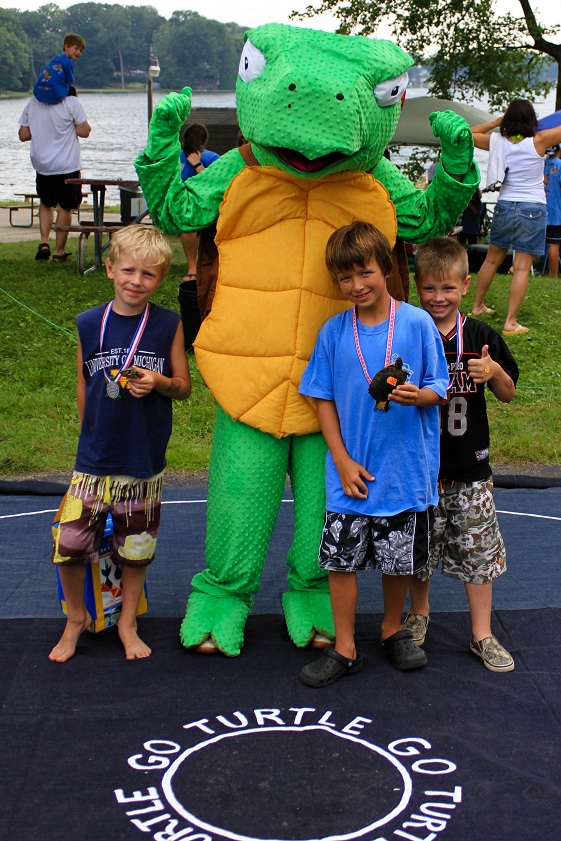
[161,724,412,841]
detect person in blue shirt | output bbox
[544,145,561,278]
[50,226,191,664]
[34,33,86,104]
[298,221,448,687]
[179,122,220,281]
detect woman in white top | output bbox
[470,99,561,336]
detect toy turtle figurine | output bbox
[369,357,407,411]
[136,23,479,657]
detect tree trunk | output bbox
[518,0,560,111]
[118,49,125,90]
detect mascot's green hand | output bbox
[145,87,192,161]
[429,110,474,176]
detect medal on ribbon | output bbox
[99,302,150,399]
[353,298,407,411]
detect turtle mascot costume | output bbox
[135,23,479,656]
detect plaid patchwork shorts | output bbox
[318,509,432,576]
[423,477,506,583]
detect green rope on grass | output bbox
[0,286,77,341]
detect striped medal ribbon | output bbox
[99,301,150,399]
[352,296,396,387]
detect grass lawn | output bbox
[0,238,559,477]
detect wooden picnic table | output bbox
[0,193,39,227]
[61,177,143,273]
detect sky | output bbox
[2,0,559,32]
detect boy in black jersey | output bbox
[405,237,519,672]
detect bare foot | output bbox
[49,612,92,663]
[470,305,496,316]
[118,624,152,659]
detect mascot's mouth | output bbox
[273,147,347,173]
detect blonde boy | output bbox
[50,226,191,663]
[406,236,518,671]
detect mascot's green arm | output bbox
[375,107,480,242]
[134,86,243,234]
[136,140,480,241]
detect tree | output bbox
[153,11,245,90]
[20,4,67,77]
[298,0,561,111]
[0,9,34,92]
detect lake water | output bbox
[0,87,556,204]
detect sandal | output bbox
[52,252,71,263]
[35,243,51,261]
[381,629,427,670]
[299,647,363,687]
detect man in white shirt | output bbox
[18,87,91,262]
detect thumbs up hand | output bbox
[467,344,495,384]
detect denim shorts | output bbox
[490,200,547,255]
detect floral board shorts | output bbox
[318,509,432,575]
[52,471,163,568]
[422,477,506,584]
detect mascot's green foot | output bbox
[281,590,335,648]
[180,593,251,657]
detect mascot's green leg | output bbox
[281,432,335,648]
[180,406,290,656]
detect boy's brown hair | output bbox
[64,33,86,51]
[414,236,469,284]
[325,221,393,279]
[107,225,172,276]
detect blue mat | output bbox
[1,488,561,841]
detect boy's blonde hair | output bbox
[108,225,172,276]
[326,221,393,279]
[415,236,469,283]
[64,33,86,50]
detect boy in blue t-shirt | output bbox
[298,221,449,687]
[34,33,86,104]
[50,226,191,664]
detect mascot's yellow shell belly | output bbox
[194,165,397,438]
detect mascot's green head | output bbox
[236,23,413,178]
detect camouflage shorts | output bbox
[423,477,506,583]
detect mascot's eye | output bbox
[374,71,409,107]
[238,39,266,82]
